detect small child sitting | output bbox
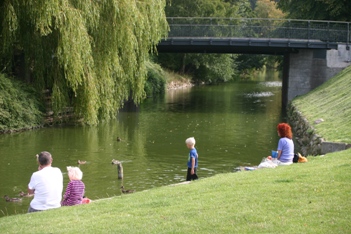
[62,167,85,206]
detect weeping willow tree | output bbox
[0,0,168,124]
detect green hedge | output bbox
[0,74,43,132]
[144,61,166,97]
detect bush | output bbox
[144,62,166,97]
[0,74,43,132]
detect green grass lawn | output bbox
[1,150,351,233]
[292,65,351,143]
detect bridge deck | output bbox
[157,17,348,54]
[157,37,338,54]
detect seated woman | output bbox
[276,123,294,165]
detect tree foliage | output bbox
[188,54,236,84]
[166,0,237,17]
[144,61,166,97]
[255,0,285,19]
[0,0,168,124]
[236,54,266,72]
[166,0,256,19]
[0,74,43,132]
[277,0,351,21]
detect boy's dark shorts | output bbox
[186,167,198,181]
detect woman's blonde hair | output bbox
[67,166,83,180]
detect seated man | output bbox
[28,151,63,213]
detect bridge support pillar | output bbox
[284,45,351,107]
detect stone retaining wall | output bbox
[287,103,351,156]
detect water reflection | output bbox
[0,79,284,217]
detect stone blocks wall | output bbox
[288,103,351,156]
[287,104,323,155]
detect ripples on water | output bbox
[245,91,274,98]
[260,81,282,87]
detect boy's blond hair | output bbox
[67,166,83,180]
[185,137,196,146]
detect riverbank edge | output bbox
[1,150,350,233]
[287,103,351,156]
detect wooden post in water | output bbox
[117,162,123,179]
[111,159,123,179]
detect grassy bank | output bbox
[1,150,350,233]
[292,65,351,143]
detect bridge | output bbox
[158,17,350,54]
[157,18,351,106]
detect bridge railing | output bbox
[166,17,350,44]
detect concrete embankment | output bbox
[287,63,351,156]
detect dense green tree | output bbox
[144,61,166,97]
[236,54,266,72]
[224,0,256,17]
[248,0,257,10]
[0,0,168,124]
[277,0,351,21]
[166,0,237,17]
[0,73,43,132]
[190,54,236,83]
[255,0,284,19]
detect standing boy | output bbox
[185,137,199,181]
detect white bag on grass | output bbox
[257,157,278,169]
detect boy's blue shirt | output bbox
[187,148,198,168]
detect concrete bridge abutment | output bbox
[283,45,351,107]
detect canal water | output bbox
[0,71,284,217]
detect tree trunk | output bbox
[180,53,186,74]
